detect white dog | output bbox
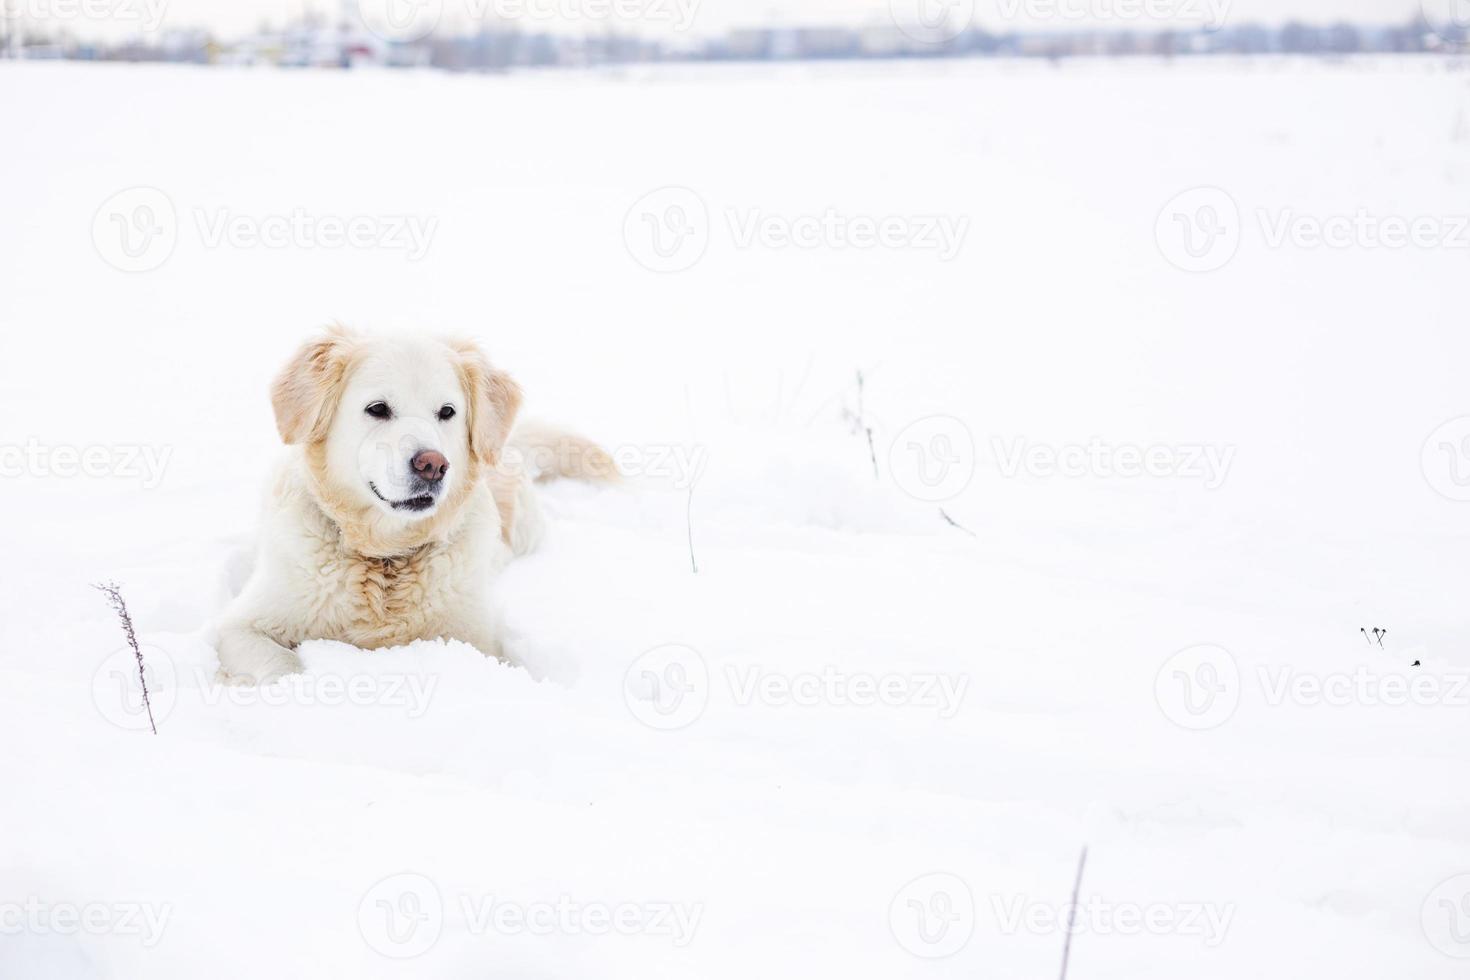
[215,326,612,684]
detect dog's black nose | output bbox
[411,450,448,483]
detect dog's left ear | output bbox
[451,339,523,467]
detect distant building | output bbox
[10,12,1445,70]
[794,27,859,59]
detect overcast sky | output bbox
[8,0,1428,42]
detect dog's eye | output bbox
[438,405,456,421]
[365,402,392,419]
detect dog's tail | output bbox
[506,419,620,485]
[493,420,618,556]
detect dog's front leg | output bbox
[215,622,303,685]
[444,607,509,666]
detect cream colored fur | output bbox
[214,327,611,685]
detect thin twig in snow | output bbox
[722,371,736,424]
[939,508,976,537]
[1059,846,1088,980]
[778,353,815,426]
[686,481,699,574]
[803,361,884,428]
[851,370,878,479]
[93,581,157,735]
[683,384,700,574]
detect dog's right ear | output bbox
[270,326,359,445]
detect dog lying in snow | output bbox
[214,326,613,684]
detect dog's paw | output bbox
[213,652,304,687]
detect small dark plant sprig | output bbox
[856,370,878,480]
[939,508,976,537]
[1059,846,1088,980]
[93,581,157,735]
[686,480,699,575]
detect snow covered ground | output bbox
[2,54,1470,978]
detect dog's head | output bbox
[271,326,521,532]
